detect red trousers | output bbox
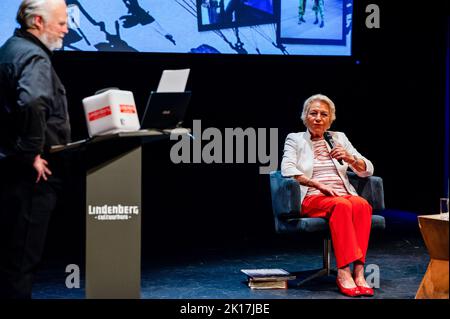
[301,195,372,268]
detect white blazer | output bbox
[281,130,374,205]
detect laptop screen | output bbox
[140,91,191,130]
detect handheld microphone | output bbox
[323,131,343,165]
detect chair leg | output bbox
[324,237,338,275]
[324,237,331,275]
[295,237,337,287]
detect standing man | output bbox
[0,0,70,299]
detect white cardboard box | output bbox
[82,89,140,137]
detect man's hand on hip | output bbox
[33,154,52,183]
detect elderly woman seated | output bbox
[281,94,375,297]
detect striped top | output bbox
[306,139,350,196]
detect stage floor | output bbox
[32,210,429,299]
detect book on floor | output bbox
[241,268,296,289]
[241,268,296,281]
[248,279,288,290]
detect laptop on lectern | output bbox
[140,68,191,130]
[140,91,191,130]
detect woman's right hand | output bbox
[317,183,339,196]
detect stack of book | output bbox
[241,268,296,290]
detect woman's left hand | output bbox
[329,143,354,164]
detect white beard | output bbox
[38,33,63,51]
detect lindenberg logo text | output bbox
[88,205,139,221]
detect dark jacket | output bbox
[0,29,71,163]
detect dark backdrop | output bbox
[44,1,448,259]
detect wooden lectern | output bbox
[415,214,449,299]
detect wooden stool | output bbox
[415,214,449,299]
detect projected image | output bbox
[278,0,352,45]
[197,0,277,31]
[0,0,352,56]
[64,0,176,52]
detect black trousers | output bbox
[0,155,64,299]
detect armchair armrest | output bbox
[347,172,385,211]
[269,171,301,219]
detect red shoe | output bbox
[356,285,374,297]
[336,279,361,297]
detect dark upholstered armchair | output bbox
[269,171,386,285]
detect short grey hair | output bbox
[16,0,64,29]
[300,94,336,127]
